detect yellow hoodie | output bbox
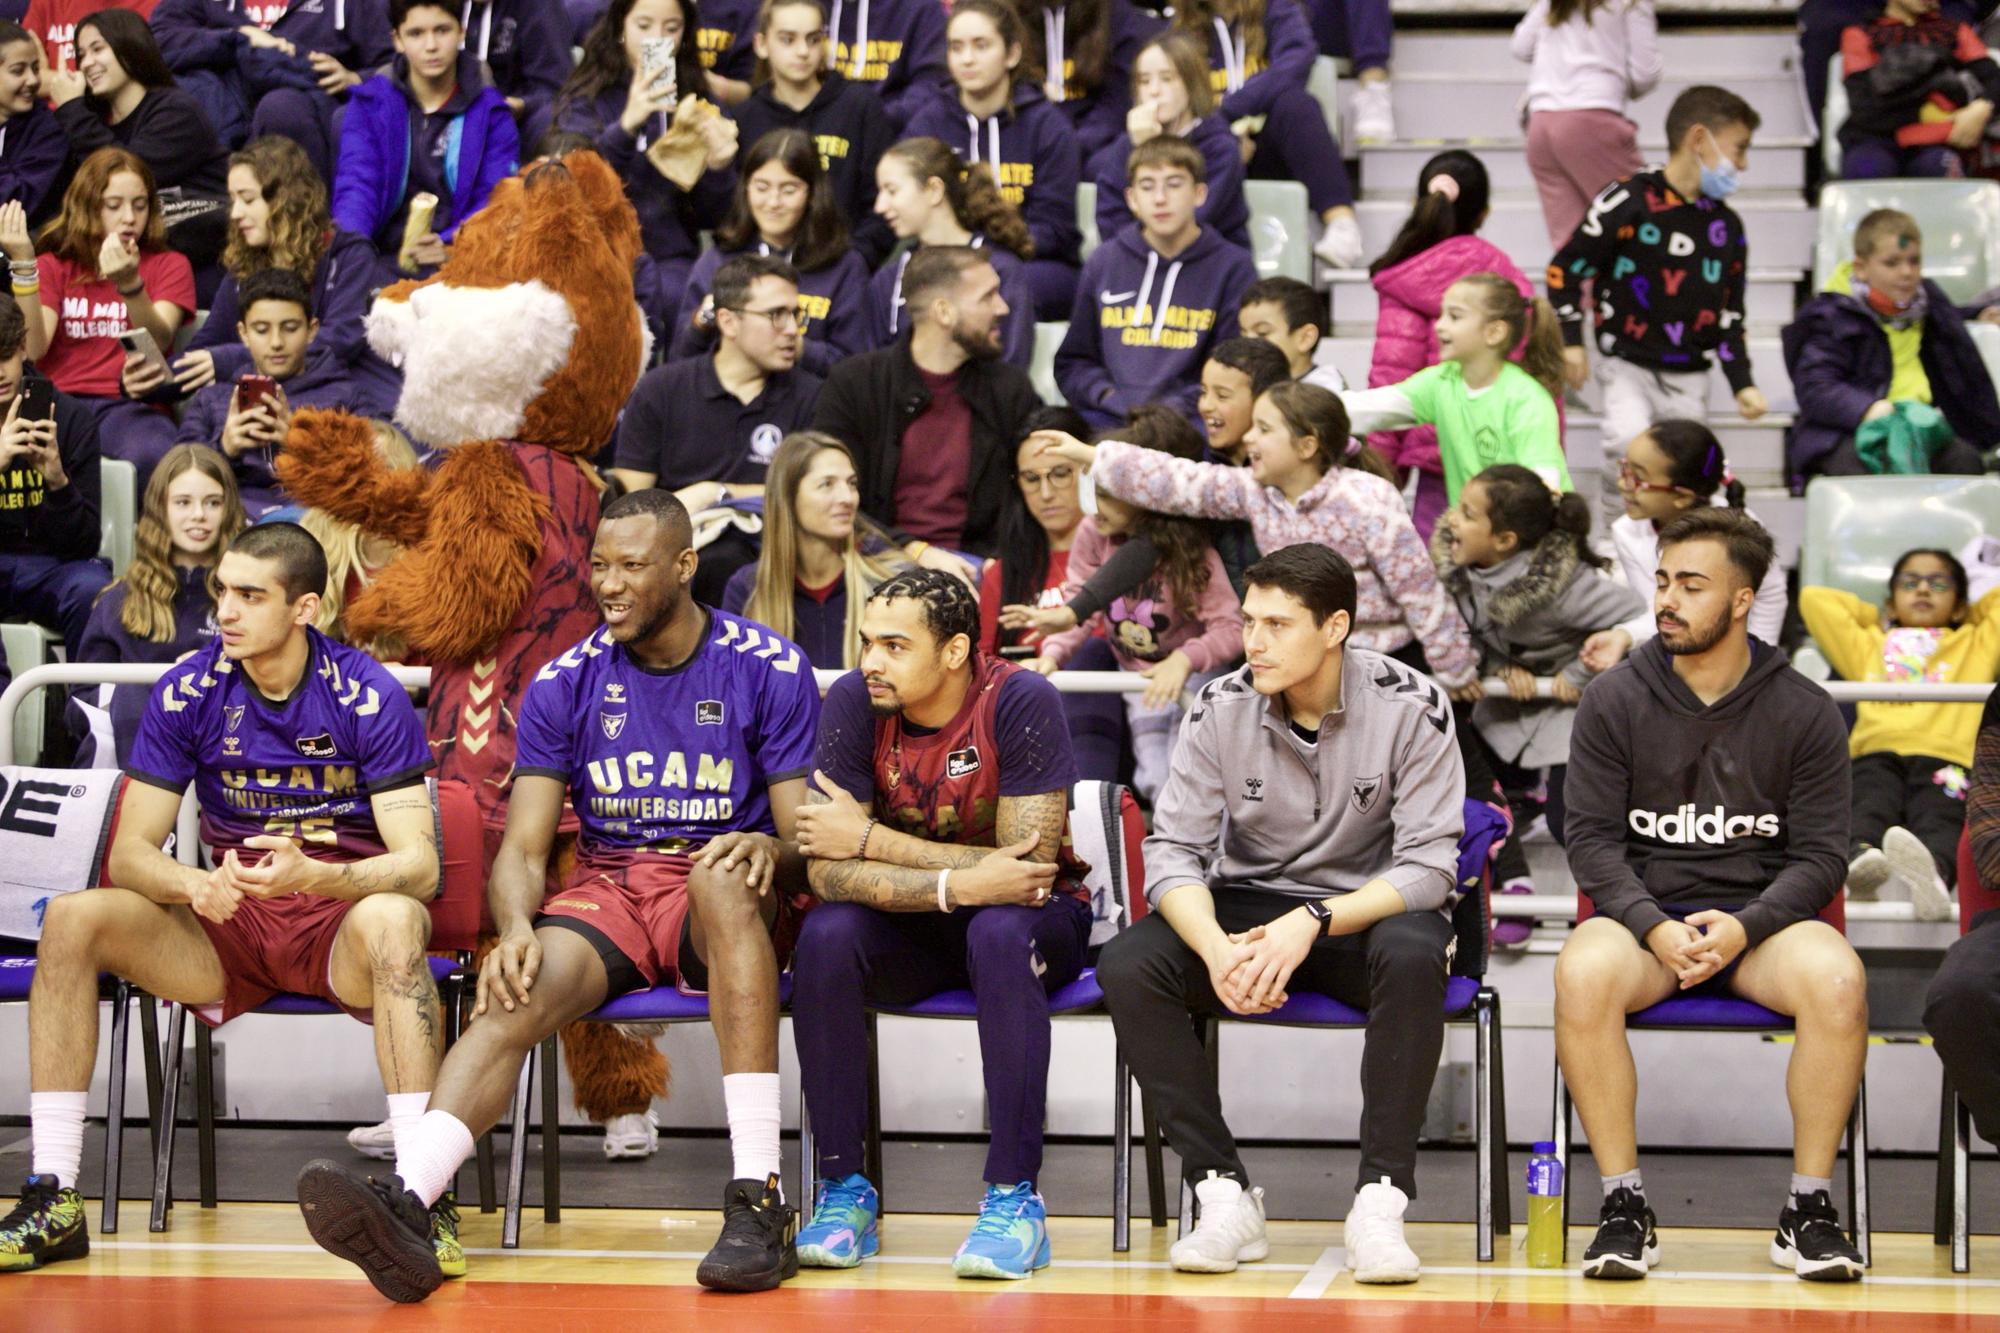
[1799,585,2000,767]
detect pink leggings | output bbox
[1525,108,1644,250]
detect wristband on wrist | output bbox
[858,816,875,860]
[10,282,37,297]
[117,280,144,298]
[937,868,953,912]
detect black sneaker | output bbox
[1771,1189,1864,1282]
[696,1174,799,1293]
[0,1174,88,1272]
[296,1159,444,1303]
[1582,1185,1660,1280]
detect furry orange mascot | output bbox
[278,152,670,1136]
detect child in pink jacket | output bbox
[1367,150,1536,540]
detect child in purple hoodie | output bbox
[1029,403,1244,802]
[901,0,1082,318]
[1056,134,1256,430]
[1087,30,1246,251]
[827,0,945,129]
[1013,0,1148,165]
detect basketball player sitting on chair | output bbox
[294,490,824,1302]
[1,524,450,1276]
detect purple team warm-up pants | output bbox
[791,893,1092,1188]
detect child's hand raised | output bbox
[999,602,1077,636]
[1027,429,1094,469]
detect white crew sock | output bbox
[30,1092,88,1190]
[395,1109,475,1208]
[722,1072,783,1196]
[386,1092,430,1166]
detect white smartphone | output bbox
[640,36,678,110]
[117,327,170,379]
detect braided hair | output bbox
[868,567,982,650]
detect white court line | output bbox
[1286,1246,1344,1298]
[87,1241,2000,1290]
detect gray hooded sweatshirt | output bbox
[1143,646,1465,914]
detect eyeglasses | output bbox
[724,305,801,331]
[1896,574,1956,594]
[1016,464,1076,490]
[1616,460,1693,496]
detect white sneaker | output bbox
[1169,1171,1269,1273]
[1884,826,1954,921]
[1350,79,1395,143]
[1314,211,1366,270]
[1343,1178,1420,1283]
[1846,846,1891,900]
[346,1119,396,1161]
[602,1110,660,1160]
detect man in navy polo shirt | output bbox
[612,254,823,601]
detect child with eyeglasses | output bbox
[1802,547,2000,919]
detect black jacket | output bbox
[1781,276,2000,478]
[1563,637,1851,951]
[55,86,228,197]
[810,335,1042,557]
[0,372,101,561]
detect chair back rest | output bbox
[1030,320,1066,406]
[428,777,485,952]
[1576,883,1845,933]
[1801,475,2000,604]
[99,459,136,578]
[1076,182,1099,263]
[1244,179,1310,283]
[1814,179,2000,303]
[1959,825,1999,934]
[1821,53,1846,178]
[1068,779,1145,949]
[1450,798,1509,978]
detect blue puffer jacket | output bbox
[1782,272,2000,480]
[332,52,520,249]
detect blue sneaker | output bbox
[952,1182,1050,1280]
[796,1173,879,1268]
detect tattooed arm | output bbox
[802,787,1068,910]
[233,784,441,903]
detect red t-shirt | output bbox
[893,367,972,547]
[978,547,1071,653]
[24,0,157,72]
[34,249,196,398]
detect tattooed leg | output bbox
[330,895,442,1092]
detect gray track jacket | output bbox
[1143,647,1466,914]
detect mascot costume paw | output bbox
[279,151,670,1136]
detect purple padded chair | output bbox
[1550,891,1872,1265]
[1127,798,1514,1260]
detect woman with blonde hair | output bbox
[720,431,906,669]
[69,443,246,766]
[296,421,421,660]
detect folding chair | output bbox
[147,779,487,1231]
[1115,798,1512,1258]
[1935,828,1993,1274]
[1550,894,1871,1264]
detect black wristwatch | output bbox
[1302,899,1333,937]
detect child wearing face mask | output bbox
[1434,464,1643,912]
[1802,548,2000,919]
[1783,207,1998,485]
[1548,84,1768,531]
[1021,404,1244,803]
[1030,379,1479,688]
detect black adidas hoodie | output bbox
[1563,637,1850,950]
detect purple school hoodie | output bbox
[899,81,1082,266]
[1054,222,1256,429]
[667,241,874,375]
[1087,113,1248,251]
[826,0,946,129]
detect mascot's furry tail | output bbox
[561,1022,671,1120]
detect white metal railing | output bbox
[2,662,1985,924]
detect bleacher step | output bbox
[1385,71,1810,141]
[1389,28,1802,78]
[1325,268,1803,332]
[1358,137,1812,195]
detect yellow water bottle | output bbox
[1524,1141,1564,1268]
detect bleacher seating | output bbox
[1814,181,2000,305]
[1800,475,2000,604]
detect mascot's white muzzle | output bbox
[367,280,579,446]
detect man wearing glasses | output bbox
[612,254,821,601]
[811,246,1041,559]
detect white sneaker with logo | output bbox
[345,1119,396,1161]
[602,1110,660,1160]
[1344,1178,1420,1283]
[1169,1172,1269,1273]
[1350,79,1396,143]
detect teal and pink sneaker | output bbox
[952,1181,1050,1280]
[796,1173,879,1268]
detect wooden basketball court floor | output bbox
[9,1202,1999,1330]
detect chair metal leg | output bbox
[1141,1097,1166,1227]
[1847,1073,1870,1268]
[149,1004,187,1233]
[138,991,162,1158]
[475,1133,498,1214]
[1551,1064,1571,1263]
[195,1025,216,1209]
[1112,1051,1131,1253]
[501,1043,534,1250]
[864,1014,884,1203]
[100,980,131,1235]
[1474,988,1497,1262]
[797,1088,816,1199]
[1487,990,1511,1241]
[1937,1071,1956,1246]
[540,1034,560,1224]
[1953,1088,1972,1274]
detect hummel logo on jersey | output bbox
[606,682,627,703]
[602,711,628,740]
[294,733,337,759]
[1352,775,1382,814]
[946,746,981,778]
[1243,776,1264,802]
[697,700,725,726]
[1628,804,1780,844]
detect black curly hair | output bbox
[867,567,981,650]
